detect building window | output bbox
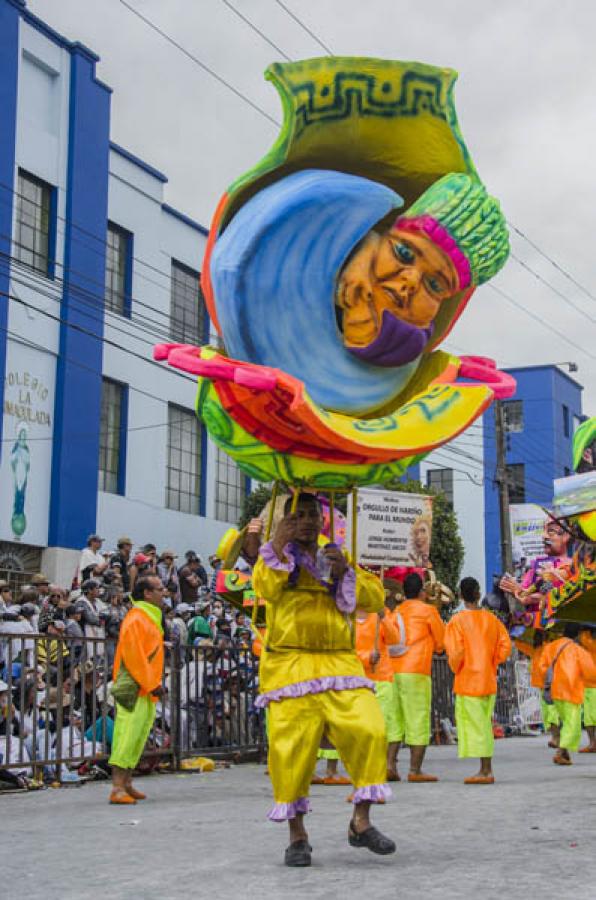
[215,446,247,522]
[426,468,454,507]
[562,404,570,438]
[166,405,202,514]
[170,260,207,344]
[503,400,524,433]
[105,222,132,315]
[99,379,126,494]
[14,169,54,276]
[507,464,525,504]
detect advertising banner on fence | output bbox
[509,503,548,567]
[347,488,433,567]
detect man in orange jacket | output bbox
[536,623,596,765]
[444,577,511,784]
[578,626,596,753]
[390,573,445,782]
[108,574,165,804]
[355,607,401,780]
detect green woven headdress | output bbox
[396,173,510,288]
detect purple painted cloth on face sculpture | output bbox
[255,675,376,708]
[347,309,434,368]
[351,783,392,804]
[267,796,311,821]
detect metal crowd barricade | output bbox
[170,643,266,762]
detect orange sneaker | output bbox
[109,789,136,805]
[323,775,351,785]
[407,773,438,783]
[553,753,572,766]
[464,775,495,785]
[311,774,325,784]
[579,746,596,753]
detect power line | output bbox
[509,220,596,307]
[487,282,596,362]
[272,0,333,54]
[510,251,596,325]
[118,0,280,127]
[220,0,291,60]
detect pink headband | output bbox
[394,215,472,291]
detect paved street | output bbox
[3,737,595,900]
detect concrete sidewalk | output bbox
[3,737,595,900]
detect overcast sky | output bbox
[29,0,596,411]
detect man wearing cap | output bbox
[108,574,166,804]
[75,580,106,654]
[157,551,180,599]
[31,573,50,600]
[79,535,108,582]
[112,538,133,593]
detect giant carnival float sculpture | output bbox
[155,57,514,614]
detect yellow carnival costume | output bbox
[253,541,390,820]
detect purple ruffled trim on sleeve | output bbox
[267,796,311,822]
[335,566,356,613]
[259,540,296,573]
[351,783,392,804]
[255,675,375,708]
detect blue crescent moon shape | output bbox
[210,169,424,415]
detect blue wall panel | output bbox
[48,46,111,548]
[0,0,22,462]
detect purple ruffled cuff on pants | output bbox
[255,675,376,708]
[267,797,311,822]
[351,784,392,804]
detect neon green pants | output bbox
[583,687,596,727]
[375,680,400,743]
[394,673,431,746]
[541,695,560,728]
[554,699,582,752]
[109,695,156,769]
[455,694,495,759]
[317,748,340,760]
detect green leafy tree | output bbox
[238,484,273,529]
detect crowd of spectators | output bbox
[0,534,262,789]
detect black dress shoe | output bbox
[348,821,396,855]
[284,839,312,867]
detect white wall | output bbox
[420,421,486,589]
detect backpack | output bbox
[387,610,409,658]
[543,641,573,705]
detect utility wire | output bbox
[272,0,333,54]
[118,0,281,126]
[220,0,291,60]
[510,251,596,325]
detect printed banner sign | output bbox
[509,503,548,567]
[348,488,433,567]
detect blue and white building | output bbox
[0,0,246,584]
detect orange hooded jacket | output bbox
[536,637,596,704]
[579,632,596,689]
[355,613,400,682]
[389,599,445,676]
[444,608,511,696]
[113,605,164,700]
